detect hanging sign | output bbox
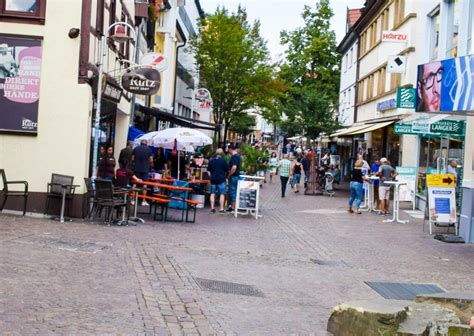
[140,52,168,72]
[121,67,161,95]
[195,88,213,113]
[382,31,408,43]
[396,87,416,108]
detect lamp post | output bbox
[91,22,136,179]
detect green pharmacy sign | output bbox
[396,87,416,109]
[394,119,465,136]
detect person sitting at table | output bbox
[115,165,142,188]
[167,152,191,180]
[207,148,229,213]
[153,147,168,175]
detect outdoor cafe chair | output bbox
[94,179,129,225]
[44,173,77,219]
[84,177,98,219]
[0,169,29,216]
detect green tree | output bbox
[190,6,284,144]
[229,113,256,141]
[279,0,341,139]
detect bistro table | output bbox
[383,181,409,224]
[129,186,146,224]
[50,183,80,223]
[362,176,379,213]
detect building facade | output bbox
[0,0,143,216]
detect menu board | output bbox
[236,180,258,210]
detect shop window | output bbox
[0,0,46,24]
[445,0,460,58]
[428,7,440,61]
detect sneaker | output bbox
[210,209,216,214]
[225,207,234,213]
[219,209,225,214]
[142,201,150,207]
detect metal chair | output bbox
[0,169,29,216]
[94,179,129,225]
[44,173,77,217]
[83,177,97,219]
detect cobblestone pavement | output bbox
[1,181,473,335]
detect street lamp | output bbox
[91,22,136,179]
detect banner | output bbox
[0,36,42,134]
[416,55,474,113]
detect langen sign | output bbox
[382,31,408,43]
[121,67,160,95]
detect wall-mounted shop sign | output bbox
[396,87,416,108]
[121,67,160,95]
[103,82,122,103]
[417,55,474,114]
[394,119,465,136]
[376,98,396,111]
[0,35,42,134]
[382,31,408,43]
[140,52,168,72]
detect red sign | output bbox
[382,31,408,43]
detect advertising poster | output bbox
[427,187,456,224]
[0,35,42,134]
[416,55,474,113]
[395,166,416,202]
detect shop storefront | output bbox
[394,115,466,211]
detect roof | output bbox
[347,8,362,30]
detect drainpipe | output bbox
[353,31,360,124]
[172,40,186,116]
[130,17,145,124]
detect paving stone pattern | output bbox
[0,181,473,335]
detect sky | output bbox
[199,0,365,62]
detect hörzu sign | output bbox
[382,31,408,43]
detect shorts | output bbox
[229,176,239,202]
[269,167,277,174]
[135,171,149,181]
[210,182,226,195]
[379,186,391,200]
[293,173,301,185]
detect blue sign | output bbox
[376,98,397,111]
[434,197,450,214]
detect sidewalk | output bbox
[0,180,473,335]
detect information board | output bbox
[396,166,416,204]
[236,180,258,210]
[427,186,456,224]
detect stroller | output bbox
[324,171,335,196]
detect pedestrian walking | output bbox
[118,141,133,169]
[226,144,241,212]
[301,153,310,188]
[97,145,116,181]
[277,154,291,197]
[348,160,366,214]
[207,148,228,213]
[268,152,278,183]
[291,157,303,193]
[377,157,398,215]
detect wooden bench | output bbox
[131,193,170,221]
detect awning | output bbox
[330,124,368,137]
[346,120,394,135]
[135,104,220,131]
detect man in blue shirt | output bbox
[132,139,153,206]
[227,144,241,212]
[371,158,380,208]
[207,148,228,213]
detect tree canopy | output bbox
[278,0,341,139]
[189,6,284,144]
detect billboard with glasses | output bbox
[416,55,474,114]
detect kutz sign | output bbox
[121,67,160,95]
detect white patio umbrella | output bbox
[137,127,212,180]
